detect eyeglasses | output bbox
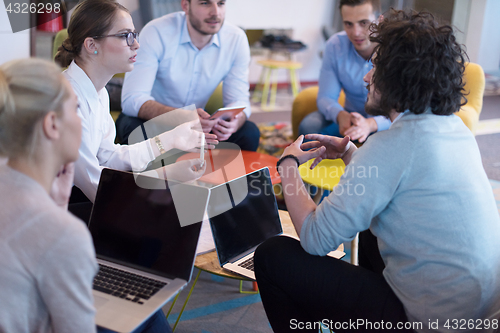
[92,31,139,46]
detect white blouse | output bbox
[64,61,154,202]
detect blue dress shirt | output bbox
[121,11,251,118]
[317,31,391,131]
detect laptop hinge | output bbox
[228,245,259,264]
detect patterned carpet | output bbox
[256,122,293,157]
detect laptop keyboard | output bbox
[93,264,167,305]
[237,257,254,271]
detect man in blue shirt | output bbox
[299,0,391,143]
[118,0,260,151]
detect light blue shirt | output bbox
[121,11,251,118]
[300,111,500,329]
[317,31,391,131]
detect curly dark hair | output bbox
[368,9,467,116]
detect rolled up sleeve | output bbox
[374,115,392,132]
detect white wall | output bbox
[0,5,30,65]
[476,0,500,71]
[4,0,498,76]
[462,0,500,71]
[0,0,367,82]
[226,0,335,83]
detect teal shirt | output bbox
[301,111,500,330]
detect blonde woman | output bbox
[0,58,97,332]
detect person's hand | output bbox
[280,135,326,166]
[163,158,206,183]
[344,112,377,143]
[50,163,75,208]
[301,134,351,169]
[212,113,244,141]
[163,119,218,152]
[337,110,353,136]
[197,108,218,134]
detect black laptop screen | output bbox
[89,169,205,281]
[208,168,282,265]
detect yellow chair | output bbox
[291,62,484,139]
[455,62,485,135]
[52,28,68,61]
[291,86,345,139]
[252,59,303,111]
[204,82,224,114]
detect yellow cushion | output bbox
[291,87,345,139]
[299,158,346,191]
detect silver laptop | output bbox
[207,167,282,280]
[88,168,209,333]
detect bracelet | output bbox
[154,136,166,155]
[276,154,300,175]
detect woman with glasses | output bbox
[54,0,209,331]
[55,0,217,208]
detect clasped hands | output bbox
[337,111,377,143]
[281,134,354,170]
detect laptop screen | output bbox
[208,168,282,265]
[89,169,207,281]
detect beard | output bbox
[365,100,389,118]
[188,9,223,36]
[364,88,391,119]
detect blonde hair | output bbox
[0,58,70,159]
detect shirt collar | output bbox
[348,39,372,65]
[65,61,100,114]
[390,110,407,128]
[180,14,220,49]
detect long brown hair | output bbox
[54,0,128,67]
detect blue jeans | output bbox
[97,310,172,333]
[298,111,341,137]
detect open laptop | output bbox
[88,168,209,333]
[207,167,282,280]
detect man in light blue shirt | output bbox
[255,9,500,331]
[299,0,391,142]
[118,0,260,151]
